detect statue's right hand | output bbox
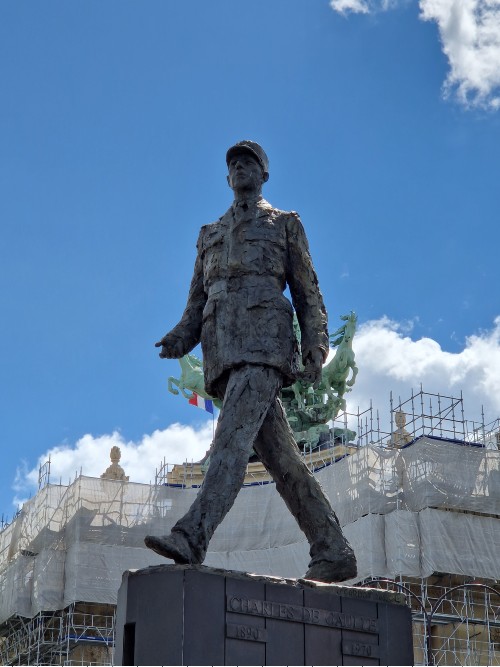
[154,334,185,359]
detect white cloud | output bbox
[330,0,370,14]
[330,0,500,110]
[330,0,407,16]
[329,0,402,16]
[420,0,500,109]
[15,421,214,508]
[347,315,500,428]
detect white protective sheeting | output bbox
[418,507,500,580]
[398,439,500,514]
[31,548,65,616]
[0,555,33,620]
[384,510,422,578]
[0,436,498,622]
[323,447,402,525]
[63,543,166,607]
[343,514,386,582]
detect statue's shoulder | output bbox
[261,199,301,223]
[198,210,231,247]
[202,213,228,231]
[279,209,309,246]
[285,210,301,223]
[276,208,303,232]
[204,208,232,230]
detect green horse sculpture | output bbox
[167,312,358,447]
[168,355,222,409]
[320,311,358,410]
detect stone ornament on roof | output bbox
[101,446,129,481]
[389,411,413,448]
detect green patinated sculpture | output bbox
[283,311,358,447]
[168,355,223,409]
[325,311,359,403]
[168,311,359,449]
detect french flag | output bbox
[188,392,214,414]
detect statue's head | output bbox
[226,140,269,195]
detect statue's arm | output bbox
[285,212,329,382]
[155,231,206,359]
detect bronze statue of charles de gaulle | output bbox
[145,141,357,583]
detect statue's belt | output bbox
[207,276,283,297]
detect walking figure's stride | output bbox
[145,141,357,583]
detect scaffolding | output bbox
[0,387,498,665]
[0,603,115,666]
[358,576,500,666]
[341,387,500,451]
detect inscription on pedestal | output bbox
[226,622,268,643]
[343,640,380,659]
[226,595,378,633]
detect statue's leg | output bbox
[253,398,357,582]
[145,365,281,564]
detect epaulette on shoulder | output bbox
[201,217,222,232]
[284,210,302,224]
[271,206,300,218]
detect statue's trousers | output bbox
[171,364,350,566]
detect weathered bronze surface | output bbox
[145,141,357,582]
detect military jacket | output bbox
[169,198,328,396]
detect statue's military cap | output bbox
[226,140,269,175]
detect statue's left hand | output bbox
[154,333,185,359]
[302,348,324,386]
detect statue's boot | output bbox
[253,400,358,584]
[303,554,357,583]
[144,531,195,564]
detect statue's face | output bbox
[227,151,266,193]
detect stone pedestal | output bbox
[114,565,413,666]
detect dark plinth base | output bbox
[114,565,413,666]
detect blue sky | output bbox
[1,0,499,514]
